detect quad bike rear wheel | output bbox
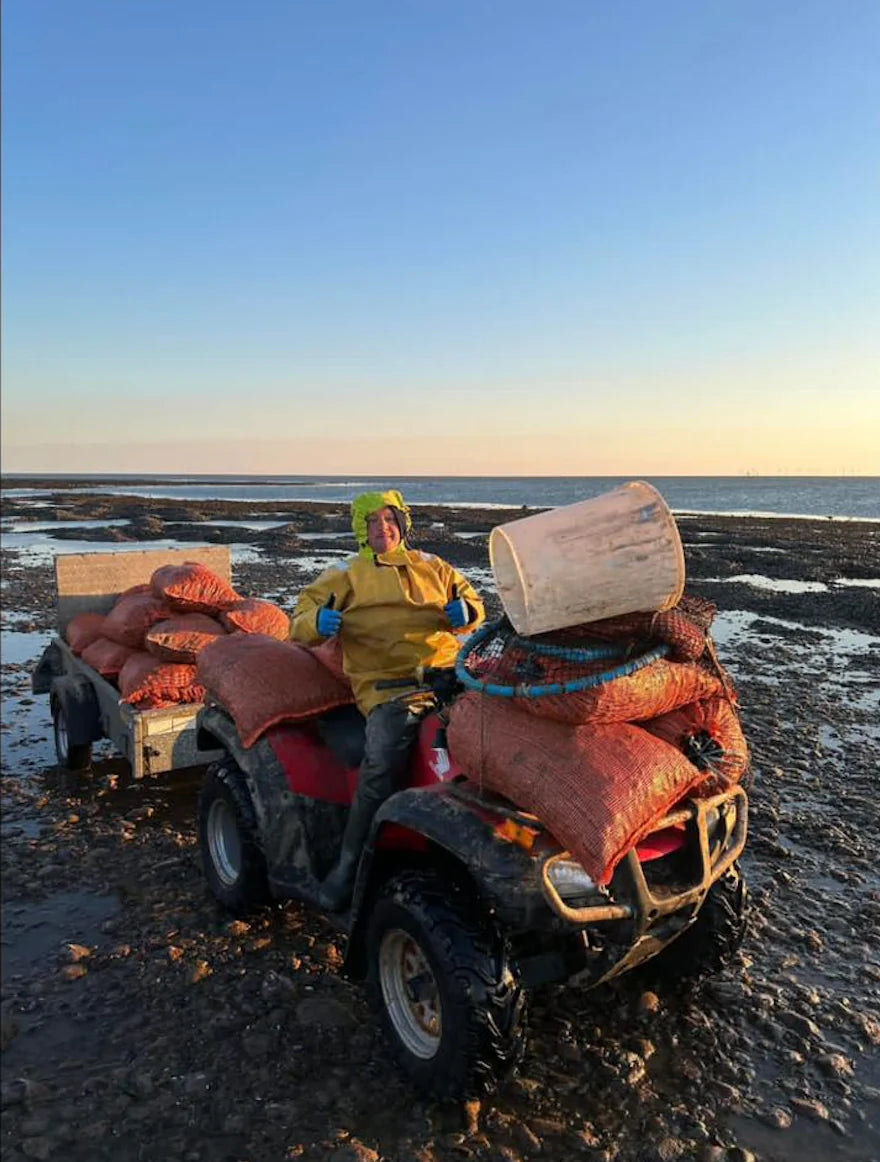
[365,869,526,1099]
[648,862,747,988]
[198,756,270,914]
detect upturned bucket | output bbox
[489,481,686,636]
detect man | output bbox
[291,489,485,910]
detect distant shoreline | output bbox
[2,484,878,637]
[2,474,878,525]
[4,472,878,488]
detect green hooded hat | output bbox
[351,489,413,558]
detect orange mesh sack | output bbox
[145,614,228,663]
[543,594,715,663]
[81,637,137,679]
[641,695,750,791]
[66,613,107,655]
[220,598,290,640]
[119,583,153,598]
[102,591,175,649]
[119,652,205,709]
[572,610,706,663]
[447,692,707,885]
[512,658,722,726]
[310,635,349,684]
[197,633,355,748]
[150,562,241,614]
[648,609,707,662]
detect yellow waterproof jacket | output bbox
[291,547,485,715]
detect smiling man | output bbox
[291,489,485,910]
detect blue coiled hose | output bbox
[454,619,670,699]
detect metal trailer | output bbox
[32,546,231,778]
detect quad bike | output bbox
[195,665,748,1098]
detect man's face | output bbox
[366,506,403,554]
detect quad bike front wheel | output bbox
[198,757,270,914]
[365,869,526,1099]
[647,862,748,989]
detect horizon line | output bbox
[3,470,879,480]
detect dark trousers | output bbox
[318,698,424,906]
[353,698,423,833]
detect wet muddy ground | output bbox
[1,490,879,1161]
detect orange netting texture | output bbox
[151,561,242,614]
[68,562,291,710]
[65,613,107,655]
[449,594,748,876]
[145,614,228,663]
[220,598,291,640]
[448,692,708,885]
[197,632,355,748]
[119,653,205,709]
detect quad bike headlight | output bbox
[704,803,721,837]
[705,800,737,843]
[546,858,598,901]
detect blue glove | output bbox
[444,597,470,630]
[317,606,343,636]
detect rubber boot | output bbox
[315,794,376,911]
[317,700,422,912]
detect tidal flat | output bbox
[1,484,879,1162]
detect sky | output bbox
[2,0,879,477]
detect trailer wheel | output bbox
[198,757,269,914]
[366,869,526,1098]
[52,702,92,771]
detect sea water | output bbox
[3,475,879,520]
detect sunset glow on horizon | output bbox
[2,2,878,478]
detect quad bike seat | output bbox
[316,704,367,768]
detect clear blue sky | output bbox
[2,0,878,475]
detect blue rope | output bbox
[514,637,623,662]
[455,619,670,699]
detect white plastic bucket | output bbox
[489,481,686,636]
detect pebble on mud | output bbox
[189,960,212,983]
[59,963,88,982]
[760,1106,793,1130]
[464,1098,481,1136]
[817,1051,855,1077]
[326,1141,380,1162]
[790,1096,831,1121]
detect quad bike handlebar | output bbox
[374,666,462,706]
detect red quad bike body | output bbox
[195,681,748,1099]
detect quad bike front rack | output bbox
[541,785,748,926]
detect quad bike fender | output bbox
[196,704,333,887]
[372,787,544,907]
[344,785,553,979]
[196,704,289,835]
[50,675,102,747]
[196,704,254,771]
